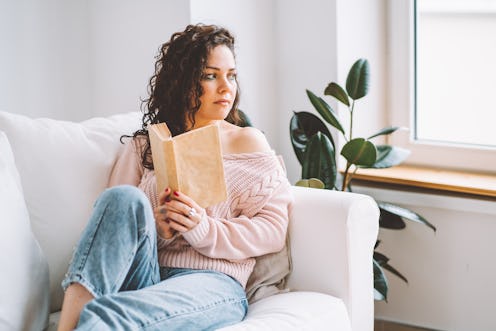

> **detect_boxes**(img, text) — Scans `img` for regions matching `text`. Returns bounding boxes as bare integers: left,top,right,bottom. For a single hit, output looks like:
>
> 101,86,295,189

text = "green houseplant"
289,58,436,301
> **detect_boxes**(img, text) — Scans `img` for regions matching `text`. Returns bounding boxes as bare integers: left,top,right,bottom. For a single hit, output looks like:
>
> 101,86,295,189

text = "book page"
173,125,227,208
149,123,227,208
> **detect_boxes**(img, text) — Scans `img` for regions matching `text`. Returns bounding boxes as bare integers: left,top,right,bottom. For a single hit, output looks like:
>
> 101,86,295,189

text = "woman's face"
194,45,237,127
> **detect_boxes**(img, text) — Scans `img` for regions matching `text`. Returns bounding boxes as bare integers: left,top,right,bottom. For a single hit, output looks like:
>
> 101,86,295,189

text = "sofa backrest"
0,111,141,313
0,132,50,331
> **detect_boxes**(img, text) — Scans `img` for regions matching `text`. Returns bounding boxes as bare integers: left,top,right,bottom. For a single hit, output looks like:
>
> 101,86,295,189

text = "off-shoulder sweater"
108,138,293,288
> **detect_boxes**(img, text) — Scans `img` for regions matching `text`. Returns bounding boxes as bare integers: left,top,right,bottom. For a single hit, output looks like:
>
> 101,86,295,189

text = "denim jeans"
61,185,247,331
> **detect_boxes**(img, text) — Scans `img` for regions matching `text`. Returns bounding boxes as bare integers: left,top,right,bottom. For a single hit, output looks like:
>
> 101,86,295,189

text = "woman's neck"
190,119,224,130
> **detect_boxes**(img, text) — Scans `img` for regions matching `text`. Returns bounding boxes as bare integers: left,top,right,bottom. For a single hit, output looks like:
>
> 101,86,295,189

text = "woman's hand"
154,188,205,239
154,188,175,239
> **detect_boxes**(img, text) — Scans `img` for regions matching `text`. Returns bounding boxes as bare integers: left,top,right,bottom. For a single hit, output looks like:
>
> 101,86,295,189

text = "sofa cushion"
219,291,352,330
45,292,350,331
0,111,141,312
0,132,50,331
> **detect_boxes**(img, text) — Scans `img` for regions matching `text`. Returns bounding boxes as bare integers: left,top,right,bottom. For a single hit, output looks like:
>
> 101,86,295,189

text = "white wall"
0,0,190,121
356,185,496,331
273,0,338,183
87,0,190,119
335,0,387,147
0,0,91,120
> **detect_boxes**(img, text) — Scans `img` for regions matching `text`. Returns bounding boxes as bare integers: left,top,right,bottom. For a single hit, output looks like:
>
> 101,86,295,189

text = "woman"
57,24,292,331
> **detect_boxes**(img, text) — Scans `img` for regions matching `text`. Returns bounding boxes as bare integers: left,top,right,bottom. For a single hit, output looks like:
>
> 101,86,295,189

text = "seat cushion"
219,291,352,331
0,132,50,331
44,312,60,331
45,292,350,331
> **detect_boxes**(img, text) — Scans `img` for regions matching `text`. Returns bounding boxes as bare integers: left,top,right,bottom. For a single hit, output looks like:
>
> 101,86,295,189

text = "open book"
148,122,227,208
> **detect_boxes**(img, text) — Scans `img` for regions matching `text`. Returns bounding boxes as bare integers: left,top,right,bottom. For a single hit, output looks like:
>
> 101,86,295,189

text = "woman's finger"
167,218,189,233
166,210,198,229
158,187,171,205
153,206,168,220
172,191,202,213
164,200,196,217
154,212,175,239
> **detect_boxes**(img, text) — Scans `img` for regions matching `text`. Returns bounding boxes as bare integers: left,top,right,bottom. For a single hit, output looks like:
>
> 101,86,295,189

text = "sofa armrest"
287,186,379,331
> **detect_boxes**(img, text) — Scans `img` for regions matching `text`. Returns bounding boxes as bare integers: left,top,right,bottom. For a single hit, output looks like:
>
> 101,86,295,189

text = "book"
148,122,227,208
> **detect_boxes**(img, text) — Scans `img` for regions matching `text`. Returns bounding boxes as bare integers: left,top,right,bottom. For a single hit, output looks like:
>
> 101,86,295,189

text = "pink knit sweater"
108,138,293,287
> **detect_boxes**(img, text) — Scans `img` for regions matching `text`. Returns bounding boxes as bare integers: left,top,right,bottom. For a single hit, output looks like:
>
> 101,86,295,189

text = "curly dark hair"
129,24,244,170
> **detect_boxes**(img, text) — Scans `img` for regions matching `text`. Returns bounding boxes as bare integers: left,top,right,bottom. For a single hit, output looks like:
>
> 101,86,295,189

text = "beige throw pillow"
245,233,292,304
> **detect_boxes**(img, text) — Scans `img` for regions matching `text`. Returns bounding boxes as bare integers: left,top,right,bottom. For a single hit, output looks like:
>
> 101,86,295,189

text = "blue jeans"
61,185,247,331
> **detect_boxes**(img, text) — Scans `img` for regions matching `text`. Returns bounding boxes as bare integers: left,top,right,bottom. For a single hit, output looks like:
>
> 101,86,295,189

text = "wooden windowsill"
350,165,496,199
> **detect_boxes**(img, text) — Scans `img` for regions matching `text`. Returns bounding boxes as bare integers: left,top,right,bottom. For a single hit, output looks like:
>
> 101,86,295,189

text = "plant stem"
341,100,356,191
341,161,352,191
349,99,355,141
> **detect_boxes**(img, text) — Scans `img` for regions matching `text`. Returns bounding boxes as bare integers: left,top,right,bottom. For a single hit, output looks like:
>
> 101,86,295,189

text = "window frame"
387,0,496,174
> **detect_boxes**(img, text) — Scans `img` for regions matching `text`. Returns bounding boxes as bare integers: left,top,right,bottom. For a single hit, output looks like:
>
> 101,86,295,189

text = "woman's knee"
94,185,155,231
98,185,150,216
98,185,147,207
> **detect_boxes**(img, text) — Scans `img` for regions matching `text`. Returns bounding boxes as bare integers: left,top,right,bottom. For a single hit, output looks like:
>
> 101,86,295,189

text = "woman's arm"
107,137,144,187
182,179,292,260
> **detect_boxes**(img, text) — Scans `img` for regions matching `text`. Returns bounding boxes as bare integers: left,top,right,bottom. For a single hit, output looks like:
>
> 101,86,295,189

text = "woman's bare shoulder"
221,123,271,154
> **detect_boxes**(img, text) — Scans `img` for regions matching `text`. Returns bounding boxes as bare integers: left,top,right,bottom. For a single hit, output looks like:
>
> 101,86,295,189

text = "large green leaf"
379,202,437,232
289,111,334,165
324,82,350,106
379,207,406,230
366,145,411,169
367,126,400,140
306,89,345,135
346,58,370,100
341,138,377,167
302,132,337,189
373,259,388,301
295,178,325,189
374,251,408,284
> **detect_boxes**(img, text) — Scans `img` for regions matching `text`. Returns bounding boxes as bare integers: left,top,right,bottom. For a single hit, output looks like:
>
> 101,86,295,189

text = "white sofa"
0,111,379,331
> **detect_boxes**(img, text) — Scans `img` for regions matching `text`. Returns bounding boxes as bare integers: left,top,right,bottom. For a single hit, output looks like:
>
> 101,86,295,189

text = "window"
387,0,496,173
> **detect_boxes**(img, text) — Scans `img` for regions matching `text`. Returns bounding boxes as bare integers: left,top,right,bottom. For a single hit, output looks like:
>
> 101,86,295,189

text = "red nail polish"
165,196,171,202
165,187,170,192
173,191,179,197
